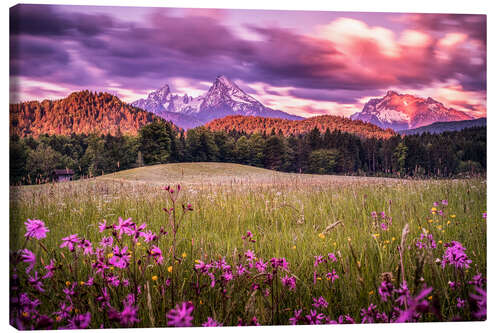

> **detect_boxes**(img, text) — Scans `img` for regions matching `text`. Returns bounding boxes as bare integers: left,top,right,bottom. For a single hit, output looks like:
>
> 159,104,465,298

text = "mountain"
131,75,303,129
205,115,395,139
10,90,163,137
350,91,474,130
399,117,486,135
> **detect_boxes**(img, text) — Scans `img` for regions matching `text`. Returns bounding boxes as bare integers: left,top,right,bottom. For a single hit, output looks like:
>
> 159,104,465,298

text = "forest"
9,120,486,185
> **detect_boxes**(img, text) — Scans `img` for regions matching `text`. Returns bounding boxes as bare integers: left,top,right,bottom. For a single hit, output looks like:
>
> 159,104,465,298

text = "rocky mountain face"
131,75,302,129
350,91,474,130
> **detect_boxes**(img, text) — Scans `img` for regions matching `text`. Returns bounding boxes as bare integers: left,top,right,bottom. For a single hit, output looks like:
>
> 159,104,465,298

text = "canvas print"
9,4,486,329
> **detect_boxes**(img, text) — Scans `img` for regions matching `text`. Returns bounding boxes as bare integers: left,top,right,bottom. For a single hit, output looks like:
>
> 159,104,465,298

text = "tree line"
9,120,486,185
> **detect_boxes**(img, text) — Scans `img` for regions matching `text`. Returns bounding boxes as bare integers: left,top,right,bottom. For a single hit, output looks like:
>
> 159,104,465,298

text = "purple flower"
42,259,55,279
119,304,139,326
60,234,80,251
289,309,302,325
149,245,163,264
361,304,388,323
269,257,288,270
222,271,234,282
236,264,247,276
113,217,134,239
255,259,267,272
65,312,91,329
28,271,45,293
305,309,325,324
140,230,158,243
441,241,472,270
312,296,329,309
98,220,107,233
395,281,410,306
53,303,73,321
469,287,486,320
203,317,222,327
314,255,325,267
337,314,355,324
327,252,337,262
448,281,457,290
457,297,465,308
281,275,297,291
194,260,209,273
109,246,131,268
166,302,194,327
396,287,432,323
106,275,121,287
20,249,36,273
24,219,49,240
442,200,448,206
380,211,386,219
378,280,394,302
469,273,486,288
79,239,93,255
483,212,487,219
100,236,113,248
433,201,439,207
380,223,388,231
371,211,377,218
326,269,339,283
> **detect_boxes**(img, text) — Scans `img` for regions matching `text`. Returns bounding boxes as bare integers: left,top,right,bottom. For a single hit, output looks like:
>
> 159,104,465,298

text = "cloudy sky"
10,4,486,118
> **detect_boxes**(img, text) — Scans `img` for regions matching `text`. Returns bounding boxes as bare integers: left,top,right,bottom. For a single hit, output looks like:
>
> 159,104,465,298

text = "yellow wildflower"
292,245,297,250
451,214,456,218
200,300,203,305
22,312,29,318
80,281,85,286
431,207,437,212
428,219,433,223
447,221,451,225
391,237,396,242
152,275,158,281
428,296,432,301
368,290,374,295
182,252,187,258
167,266,173,273
65,281,71,286
317,277,322,281
107,253,113,258
318,233,325,239
136,242,141,247
438,240,443,244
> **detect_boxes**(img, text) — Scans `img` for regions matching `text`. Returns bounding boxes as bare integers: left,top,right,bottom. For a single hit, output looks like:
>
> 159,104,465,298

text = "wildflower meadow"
9,175,486,329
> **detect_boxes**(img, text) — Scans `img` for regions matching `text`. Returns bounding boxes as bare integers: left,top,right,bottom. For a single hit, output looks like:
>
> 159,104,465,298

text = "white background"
1,0,498,332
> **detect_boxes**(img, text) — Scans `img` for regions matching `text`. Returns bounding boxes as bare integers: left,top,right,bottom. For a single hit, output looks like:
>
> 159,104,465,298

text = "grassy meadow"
10,163,486,327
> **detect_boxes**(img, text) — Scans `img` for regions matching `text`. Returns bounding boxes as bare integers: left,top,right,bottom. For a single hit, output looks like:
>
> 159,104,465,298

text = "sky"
9,4,486,118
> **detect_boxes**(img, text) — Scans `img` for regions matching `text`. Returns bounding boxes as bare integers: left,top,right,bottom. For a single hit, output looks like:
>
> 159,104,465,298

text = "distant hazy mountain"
131,75,303,129
399,117,486,135
350,91,474,130
205,115,395,139
10,91,162,137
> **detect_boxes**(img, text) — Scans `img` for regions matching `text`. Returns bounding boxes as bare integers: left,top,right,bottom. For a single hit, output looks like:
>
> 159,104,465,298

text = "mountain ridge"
10,90,165,137
205,114,395,139
351,91,474,130
398,117,486,135
131,75,303,128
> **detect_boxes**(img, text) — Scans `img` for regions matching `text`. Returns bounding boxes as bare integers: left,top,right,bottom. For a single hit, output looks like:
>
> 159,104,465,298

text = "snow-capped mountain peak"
131,76,302,128
350,91,474,130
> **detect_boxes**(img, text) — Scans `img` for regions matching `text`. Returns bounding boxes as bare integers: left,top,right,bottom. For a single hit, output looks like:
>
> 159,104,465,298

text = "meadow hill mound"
205,115,395,139
95,162,404,186
9,90,165,137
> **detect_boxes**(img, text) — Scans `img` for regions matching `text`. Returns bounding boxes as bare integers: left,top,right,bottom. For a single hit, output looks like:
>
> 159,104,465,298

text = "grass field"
10,163,486,328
